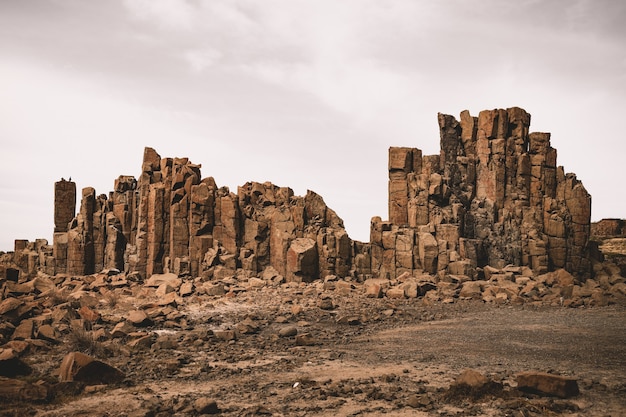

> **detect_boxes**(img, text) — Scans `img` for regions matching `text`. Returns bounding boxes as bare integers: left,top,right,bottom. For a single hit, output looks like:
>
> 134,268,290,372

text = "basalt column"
67,187,96,275
53,179,76,274
168,158,201,275
130,147,163,277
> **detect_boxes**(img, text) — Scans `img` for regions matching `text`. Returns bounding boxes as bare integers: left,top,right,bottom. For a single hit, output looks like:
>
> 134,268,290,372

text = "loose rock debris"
0,271,625,416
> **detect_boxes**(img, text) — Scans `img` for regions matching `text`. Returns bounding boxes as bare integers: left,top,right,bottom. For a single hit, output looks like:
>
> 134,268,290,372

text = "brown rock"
516,371,579,398
452,369,489,388
127,310,153,327
127,334,155,350
459,281,484,299
0,297,23,316
11,319,34,340
194,397,220,414
213,329,237,341
0,376,48,402
59,352,125,385
36,324,60,343
295,332,315,346
78,305,100,323
278,325,298,338
286,238,319,283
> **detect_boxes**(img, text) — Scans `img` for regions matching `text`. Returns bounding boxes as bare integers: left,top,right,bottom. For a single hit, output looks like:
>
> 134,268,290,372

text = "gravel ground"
3,287,626,417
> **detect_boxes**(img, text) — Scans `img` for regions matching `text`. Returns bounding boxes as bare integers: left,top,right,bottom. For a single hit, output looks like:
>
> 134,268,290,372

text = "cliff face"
4,108,594,281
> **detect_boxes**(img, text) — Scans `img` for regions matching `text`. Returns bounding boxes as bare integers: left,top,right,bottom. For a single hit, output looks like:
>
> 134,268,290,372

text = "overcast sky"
1,0,625,251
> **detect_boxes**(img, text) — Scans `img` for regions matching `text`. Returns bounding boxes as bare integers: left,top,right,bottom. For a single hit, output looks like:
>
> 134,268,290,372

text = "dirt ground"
3,284,626,417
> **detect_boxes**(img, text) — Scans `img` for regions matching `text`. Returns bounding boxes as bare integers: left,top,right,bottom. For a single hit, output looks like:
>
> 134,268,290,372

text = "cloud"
183,48,223,72
123,0,195,31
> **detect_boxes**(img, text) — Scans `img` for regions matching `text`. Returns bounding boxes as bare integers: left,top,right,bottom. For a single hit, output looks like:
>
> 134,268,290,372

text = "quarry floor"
3,287,626,417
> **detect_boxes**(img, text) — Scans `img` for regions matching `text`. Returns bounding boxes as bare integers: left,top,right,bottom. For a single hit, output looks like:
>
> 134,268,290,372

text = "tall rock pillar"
53,179,76,274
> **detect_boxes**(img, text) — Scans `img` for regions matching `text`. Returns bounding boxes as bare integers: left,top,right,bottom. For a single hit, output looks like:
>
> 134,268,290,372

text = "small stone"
336,316,361,325
317,297,334,310
78,306,100,322
11,319,34,340
127,310,153,327
453,369,489,388
179,281,194,296
193,397,219,414
278,326,298,338
127,334,154,350
406,393,430,408
36,324,60,343
386,287,406,299
295,333,315,346
111,321,134,338
213,329,237,341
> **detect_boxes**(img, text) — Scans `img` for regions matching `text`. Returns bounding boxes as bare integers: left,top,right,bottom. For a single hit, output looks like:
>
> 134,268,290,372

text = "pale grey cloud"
0,0,625,251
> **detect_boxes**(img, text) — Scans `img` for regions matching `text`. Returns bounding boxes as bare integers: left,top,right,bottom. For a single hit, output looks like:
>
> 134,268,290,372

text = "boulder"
286,238,319,283
516,372,579,398
59,352,125,385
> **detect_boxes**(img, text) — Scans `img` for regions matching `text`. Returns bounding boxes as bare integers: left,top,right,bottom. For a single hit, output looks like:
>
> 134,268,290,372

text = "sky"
1,0,625,252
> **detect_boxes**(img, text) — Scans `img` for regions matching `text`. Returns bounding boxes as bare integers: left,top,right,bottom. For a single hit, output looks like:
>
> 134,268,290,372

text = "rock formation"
39,148,351,284
2,107,596,282
369,107,593,280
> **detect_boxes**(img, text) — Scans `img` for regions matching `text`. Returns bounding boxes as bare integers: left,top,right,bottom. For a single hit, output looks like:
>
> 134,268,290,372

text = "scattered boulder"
445,369,503,400
58,352,125,385
278,325,298,338
193,397,220,414
516,371,579,398
127,310,153,327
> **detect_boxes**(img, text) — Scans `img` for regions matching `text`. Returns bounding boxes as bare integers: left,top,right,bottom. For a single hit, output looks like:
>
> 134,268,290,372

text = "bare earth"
3,284,626,417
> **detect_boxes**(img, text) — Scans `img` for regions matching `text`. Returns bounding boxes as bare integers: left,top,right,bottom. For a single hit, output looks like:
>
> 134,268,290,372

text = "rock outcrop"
1,108,598,282
368,107,592,280
22,148,351,284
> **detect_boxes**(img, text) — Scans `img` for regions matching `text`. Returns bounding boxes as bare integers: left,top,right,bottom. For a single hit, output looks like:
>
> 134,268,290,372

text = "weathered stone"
295,332,315,346
459,281,483,299
213,329,237,341
516,372,579,398
194,397,220,414
278,325,298,338
78,306,100,323
0,377,48,402
127,310,153,327
286,238,318,282
59,352,125,385
452,369,489,389
386,287,406,299
145,273,181,289
54,179,76,233
11,319,34,340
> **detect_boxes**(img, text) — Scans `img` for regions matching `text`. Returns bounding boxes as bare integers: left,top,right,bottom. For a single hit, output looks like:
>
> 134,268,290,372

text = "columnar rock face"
367,107,592,279
54,179,76,233
41,148,351,281
6,108,595,282
52,179,76,273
